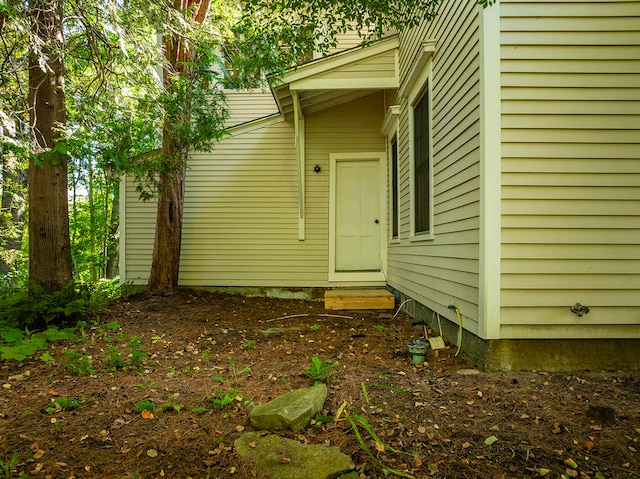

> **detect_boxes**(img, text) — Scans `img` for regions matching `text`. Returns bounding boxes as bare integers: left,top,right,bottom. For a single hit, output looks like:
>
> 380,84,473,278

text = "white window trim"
382,105,401,244
406,53,434,242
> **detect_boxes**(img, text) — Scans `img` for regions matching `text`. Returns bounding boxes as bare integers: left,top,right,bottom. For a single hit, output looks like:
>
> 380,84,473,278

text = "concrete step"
324,289,395,310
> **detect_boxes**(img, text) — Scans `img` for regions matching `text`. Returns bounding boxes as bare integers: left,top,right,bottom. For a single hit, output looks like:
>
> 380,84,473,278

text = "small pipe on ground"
318,313,354,319
263,313,310,323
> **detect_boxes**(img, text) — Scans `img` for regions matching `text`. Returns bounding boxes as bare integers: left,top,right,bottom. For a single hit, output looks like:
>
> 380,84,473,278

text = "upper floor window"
413,88,430,234
403,42,434,240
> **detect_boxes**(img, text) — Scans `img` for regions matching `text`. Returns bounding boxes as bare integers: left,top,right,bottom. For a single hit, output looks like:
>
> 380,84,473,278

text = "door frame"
328,152,387,283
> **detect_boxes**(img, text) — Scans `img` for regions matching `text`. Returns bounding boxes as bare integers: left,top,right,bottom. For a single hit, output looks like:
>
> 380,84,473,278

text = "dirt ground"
1,289,639,479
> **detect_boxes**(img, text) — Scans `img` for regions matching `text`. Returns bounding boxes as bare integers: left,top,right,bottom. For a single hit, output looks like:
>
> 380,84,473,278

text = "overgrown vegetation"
0,277,123,366
0,279,120,331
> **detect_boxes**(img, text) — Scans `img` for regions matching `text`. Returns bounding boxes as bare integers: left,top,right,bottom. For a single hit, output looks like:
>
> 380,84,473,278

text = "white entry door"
335,158,381,272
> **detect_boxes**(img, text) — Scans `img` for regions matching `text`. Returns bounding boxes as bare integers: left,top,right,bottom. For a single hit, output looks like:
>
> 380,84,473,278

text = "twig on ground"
318,313,354,319
263,313,310,323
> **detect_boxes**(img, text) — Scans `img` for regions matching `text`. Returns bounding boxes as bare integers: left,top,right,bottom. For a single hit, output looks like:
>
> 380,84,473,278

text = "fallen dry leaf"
146,449,158,458
33,449,45,459
141,409,154,419
279,457,291,464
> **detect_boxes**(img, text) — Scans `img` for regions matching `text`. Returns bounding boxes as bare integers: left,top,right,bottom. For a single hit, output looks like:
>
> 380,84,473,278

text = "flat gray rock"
235,431,355,479
250,383,327,433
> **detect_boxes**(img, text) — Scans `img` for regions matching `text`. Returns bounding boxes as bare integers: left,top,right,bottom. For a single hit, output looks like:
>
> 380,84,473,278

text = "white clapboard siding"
177,117,331,287
500,0,640,338
122,179,157,284
223,90,279,127
386,0,482,335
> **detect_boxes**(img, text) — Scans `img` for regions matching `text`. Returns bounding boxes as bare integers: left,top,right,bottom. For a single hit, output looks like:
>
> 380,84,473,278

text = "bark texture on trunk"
147,132,186,294
28,0,73,292
147,0,210,295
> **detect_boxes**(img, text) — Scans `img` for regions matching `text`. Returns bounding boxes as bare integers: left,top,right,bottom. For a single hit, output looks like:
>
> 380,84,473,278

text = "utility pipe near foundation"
447,305,463,356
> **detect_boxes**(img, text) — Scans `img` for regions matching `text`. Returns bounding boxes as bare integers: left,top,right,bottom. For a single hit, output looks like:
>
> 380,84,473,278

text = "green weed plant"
63,349,95,376
335,401,416,479
135,400,156,413
303,356,338,384
0,451,29,479
45,397,83,415
210,388,250,409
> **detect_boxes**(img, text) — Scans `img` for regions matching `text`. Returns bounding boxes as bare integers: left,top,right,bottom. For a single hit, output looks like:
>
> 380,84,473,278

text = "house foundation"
393,290,640,372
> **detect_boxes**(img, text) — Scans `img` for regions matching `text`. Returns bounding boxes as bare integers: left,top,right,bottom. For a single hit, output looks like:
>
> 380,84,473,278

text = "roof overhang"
270,36,400,121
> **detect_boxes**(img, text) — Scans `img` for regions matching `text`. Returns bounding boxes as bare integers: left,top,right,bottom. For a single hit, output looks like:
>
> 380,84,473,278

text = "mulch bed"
1,289,638,478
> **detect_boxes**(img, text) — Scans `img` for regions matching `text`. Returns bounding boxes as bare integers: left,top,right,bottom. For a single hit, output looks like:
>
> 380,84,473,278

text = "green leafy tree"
27,0,73,293
1,0,164,289
148,0,229,295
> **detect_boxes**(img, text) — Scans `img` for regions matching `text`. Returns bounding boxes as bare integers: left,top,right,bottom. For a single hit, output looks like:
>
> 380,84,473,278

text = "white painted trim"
381,105,400,136
479,1,502,340
406,53,435,242
118,176,127,282
226,114,283,136
399,40,436,98
382,106,401,242
290,77,399,91
328,152,387,283
293,92,306,240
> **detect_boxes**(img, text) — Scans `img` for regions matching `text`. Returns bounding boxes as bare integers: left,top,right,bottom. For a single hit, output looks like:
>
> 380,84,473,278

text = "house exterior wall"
121,117,301,286
305,92,387,286
223,89,278,128
385,0,483,335
499,0,640,339
122,94,386,288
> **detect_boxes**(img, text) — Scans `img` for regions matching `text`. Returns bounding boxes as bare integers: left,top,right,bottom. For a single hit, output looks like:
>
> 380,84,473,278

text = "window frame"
390,134,400,240
407,58,434,241
382,105,401,244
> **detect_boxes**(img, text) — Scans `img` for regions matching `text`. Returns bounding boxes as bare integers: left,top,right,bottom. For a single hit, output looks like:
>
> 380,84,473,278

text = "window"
383,104,400,241
401,40,434,239
413,89,430,234
391,136,399,239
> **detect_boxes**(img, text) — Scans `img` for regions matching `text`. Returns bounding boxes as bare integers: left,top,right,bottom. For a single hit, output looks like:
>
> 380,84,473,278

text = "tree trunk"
28,0,73,292
147,0,210,295
147,131,186,294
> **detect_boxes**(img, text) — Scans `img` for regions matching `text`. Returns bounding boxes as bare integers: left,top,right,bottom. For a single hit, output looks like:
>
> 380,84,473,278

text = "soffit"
270,36,400,121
